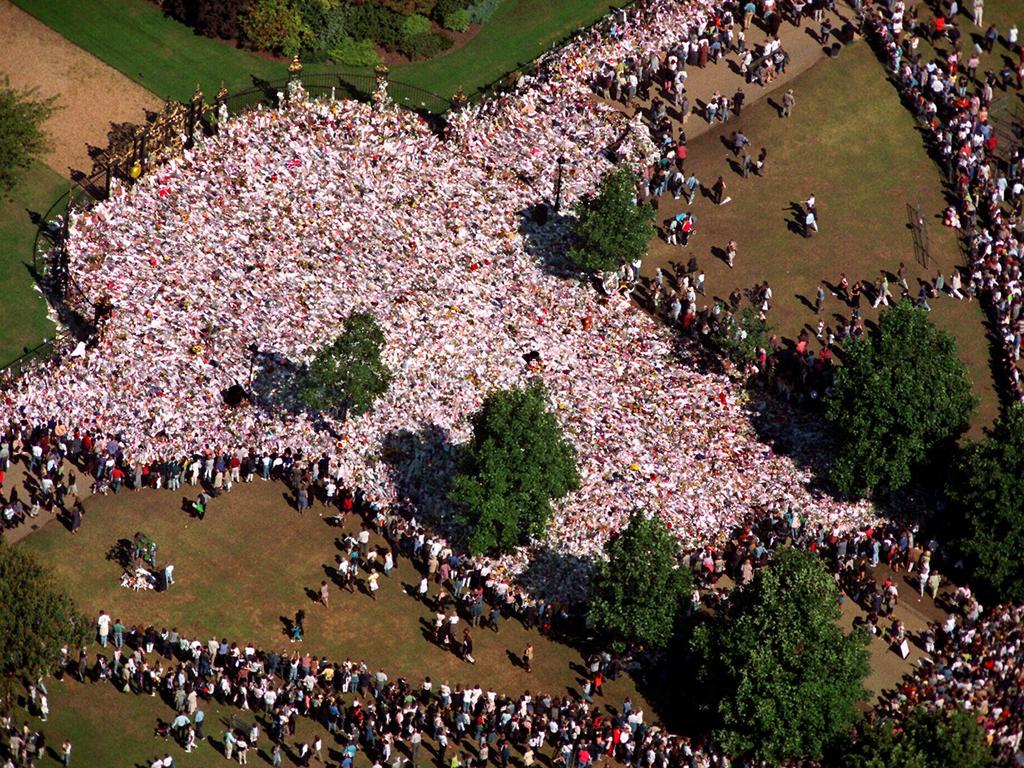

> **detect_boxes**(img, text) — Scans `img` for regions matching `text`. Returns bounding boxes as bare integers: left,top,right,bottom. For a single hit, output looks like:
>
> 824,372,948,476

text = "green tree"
301,311,392,418
450,383,579,555
842,707,992,768
710,304,770,367
0,542,89,696
948,404,1024,601
588,510,692,649
0,78,57,195
569,167,654,273
693,547,870,763
826,300,976,495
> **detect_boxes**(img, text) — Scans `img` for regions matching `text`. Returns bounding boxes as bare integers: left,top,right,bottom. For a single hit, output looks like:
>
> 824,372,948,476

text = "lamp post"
247,342,259,391
554,155,567,214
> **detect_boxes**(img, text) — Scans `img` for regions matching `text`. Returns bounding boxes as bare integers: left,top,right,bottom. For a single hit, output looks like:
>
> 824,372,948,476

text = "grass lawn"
19,480,652,722
386,0,617,99
12,0,617,105
643,40,1001,436
11,0,287,103
0,163,65,366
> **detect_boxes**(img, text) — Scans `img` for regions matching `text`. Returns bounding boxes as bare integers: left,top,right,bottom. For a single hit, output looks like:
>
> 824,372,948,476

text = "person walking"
712,176,727,205
782,89,795,117
318,580,330,608
815,282,827,314
523,643,534,673
725,240,737,268
973,0,984,27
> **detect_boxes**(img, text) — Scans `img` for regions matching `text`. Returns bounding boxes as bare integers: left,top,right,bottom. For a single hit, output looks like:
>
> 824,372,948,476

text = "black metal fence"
222,71,453,116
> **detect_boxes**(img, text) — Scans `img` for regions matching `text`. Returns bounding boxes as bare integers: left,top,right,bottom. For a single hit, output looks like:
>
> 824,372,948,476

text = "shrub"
400,12,432,38
300,1,348,61
329,36,381,67
466,0,501,24
160,0,250,41
345,3,405,50
240,0,308,55
432,0,469,21
399,31,453,59
443,8,470,31
379,0,436,14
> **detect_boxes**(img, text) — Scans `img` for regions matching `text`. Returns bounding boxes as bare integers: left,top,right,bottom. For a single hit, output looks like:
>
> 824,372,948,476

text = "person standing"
732,87,746,117
97,611,111,647
523,643,534,673
815,282,827,314
60,740,72,767
318,580,330,608
410,730,422,768
973,0,984,27
224,729,236,761
725,240,737,268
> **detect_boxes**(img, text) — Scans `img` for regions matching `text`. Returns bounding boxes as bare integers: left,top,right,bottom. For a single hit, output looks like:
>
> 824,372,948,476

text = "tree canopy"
569,167,655,273
825,299,976,495
450,383,579,555
693,547,870,763
588,510,691,649
841,707,992,768
0,78,57,195
0,542,89,695
301,310,392,418
948,404,1024,601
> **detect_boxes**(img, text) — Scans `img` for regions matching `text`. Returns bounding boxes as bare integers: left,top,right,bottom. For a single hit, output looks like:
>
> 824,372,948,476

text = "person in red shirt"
110,466,125,493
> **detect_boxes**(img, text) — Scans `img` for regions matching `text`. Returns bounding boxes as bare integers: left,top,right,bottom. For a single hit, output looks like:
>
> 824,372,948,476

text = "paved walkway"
0,0,161,176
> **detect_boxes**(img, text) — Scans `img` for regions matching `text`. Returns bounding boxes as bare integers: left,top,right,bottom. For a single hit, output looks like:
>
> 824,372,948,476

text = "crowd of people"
868,0,1024,401
5,0,878,599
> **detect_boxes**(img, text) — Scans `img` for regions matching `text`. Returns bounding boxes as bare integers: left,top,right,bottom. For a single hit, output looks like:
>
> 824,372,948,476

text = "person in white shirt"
97,611,111,647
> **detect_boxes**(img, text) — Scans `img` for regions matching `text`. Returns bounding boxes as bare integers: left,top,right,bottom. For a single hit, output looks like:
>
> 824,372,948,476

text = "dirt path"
0,0,161,177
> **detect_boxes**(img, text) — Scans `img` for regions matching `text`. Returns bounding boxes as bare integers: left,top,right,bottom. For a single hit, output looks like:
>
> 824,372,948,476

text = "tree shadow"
512,546,596,604
380,425,463,545
106,538,134,572
517,205,585,281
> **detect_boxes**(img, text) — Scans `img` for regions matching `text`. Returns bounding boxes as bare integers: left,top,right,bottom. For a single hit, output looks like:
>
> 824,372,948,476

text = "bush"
240,0,308,55
328,36,381,67
0,78,58,195
442,8,470,31
296,0,346,61
432,0,461,19
160,0,250,41
399,31,453,59
401,12,432,38
378,0,435,14
345,3,405,50
466,0,501,24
